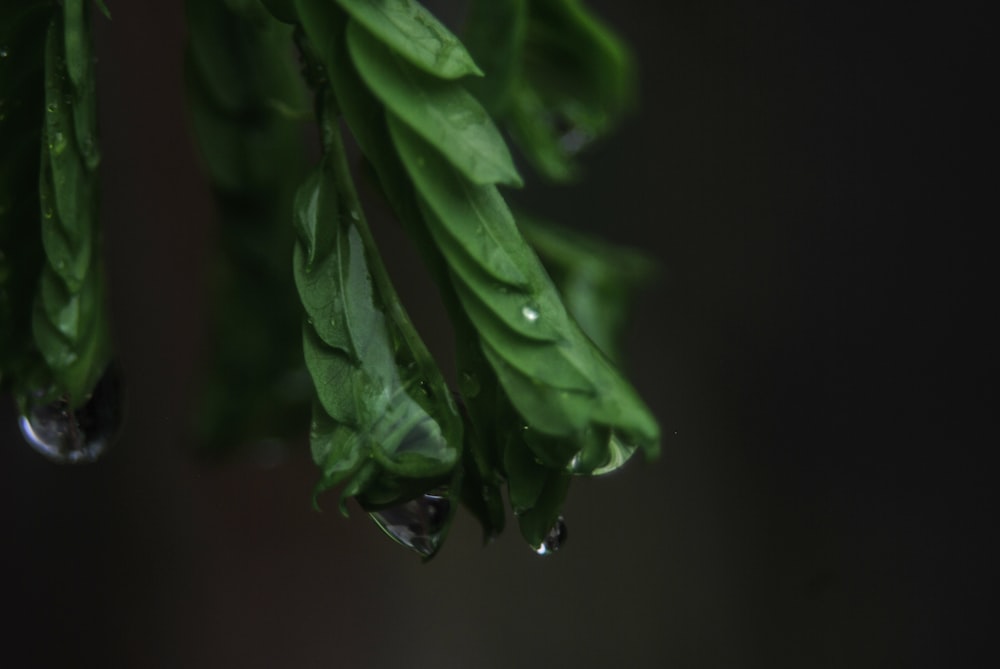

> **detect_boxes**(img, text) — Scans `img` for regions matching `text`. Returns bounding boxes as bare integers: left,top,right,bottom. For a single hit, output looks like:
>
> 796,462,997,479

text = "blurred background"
1,2,990,667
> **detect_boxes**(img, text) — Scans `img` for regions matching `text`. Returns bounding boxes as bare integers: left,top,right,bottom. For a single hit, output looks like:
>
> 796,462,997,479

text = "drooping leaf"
466,0,637,182
25,5,110,407
291,99,463,522
515,466,571,549
390,117,659,468
185,0,313,455
463,0,527,114
310,10,509,539
257,0,658,554
347,20,523,188
334,0,482,79
518,212,655,362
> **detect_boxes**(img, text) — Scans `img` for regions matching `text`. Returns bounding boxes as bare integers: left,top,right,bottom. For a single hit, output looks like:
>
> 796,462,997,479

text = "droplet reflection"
534,516,567,556
18,366,123,464
369,492,450,557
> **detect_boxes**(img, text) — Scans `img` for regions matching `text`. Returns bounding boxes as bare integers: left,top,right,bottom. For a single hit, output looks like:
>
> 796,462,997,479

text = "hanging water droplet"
533,516,567,556
521,304,539,323
458,370,481,398
18,365,123,464
369,492,450,557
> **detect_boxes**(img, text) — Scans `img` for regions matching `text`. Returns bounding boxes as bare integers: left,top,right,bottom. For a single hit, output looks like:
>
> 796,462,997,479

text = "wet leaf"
335,0,482,79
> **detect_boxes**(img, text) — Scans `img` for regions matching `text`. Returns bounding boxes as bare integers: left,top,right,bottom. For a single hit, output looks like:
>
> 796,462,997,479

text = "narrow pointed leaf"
293,148,462,501
185,0,313,455
348,21,522,187
391,118,659,465
335,0,482,79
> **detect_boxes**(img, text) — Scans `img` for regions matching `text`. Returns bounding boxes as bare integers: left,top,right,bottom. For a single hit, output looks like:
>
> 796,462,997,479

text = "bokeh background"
2,2,990,667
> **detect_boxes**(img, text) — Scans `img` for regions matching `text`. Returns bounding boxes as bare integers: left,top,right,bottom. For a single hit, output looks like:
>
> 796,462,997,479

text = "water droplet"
521,304,539,323
558,127,592,155
44,207,54,220
18,366,123,464
349,209,360,221
533,516,567,556
369,492,450,556
47,102,57,113
51,131,67,155
458,370,480,398
0,46,9,58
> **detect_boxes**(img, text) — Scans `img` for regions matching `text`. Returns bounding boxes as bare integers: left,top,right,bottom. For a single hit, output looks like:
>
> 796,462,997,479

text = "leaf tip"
94,0,112,20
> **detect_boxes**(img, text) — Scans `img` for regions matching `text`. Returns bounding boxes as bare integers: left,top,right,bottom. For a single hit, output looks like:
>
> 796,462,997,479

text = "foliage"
0,0,659,557
0,0,110,411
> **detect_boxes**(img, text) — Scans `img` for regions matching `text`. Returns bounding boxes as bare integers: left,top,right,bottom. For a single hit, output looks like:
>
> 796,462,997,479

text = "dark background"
1,2,991,667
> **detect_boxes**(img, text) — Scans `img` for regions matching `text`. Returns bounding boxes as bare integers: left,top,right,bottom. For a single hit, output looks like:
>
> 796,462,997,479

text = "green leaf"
63,0,87,91
26,7,111,408
305,17,509,539
470,0,637,182
185,0,313,454
347,20,523,188
93,1,111,21
292,133,462,507
391,118,659,468
463,0,527,114
334,0,482,79
516,468,570,549
518,212,655,362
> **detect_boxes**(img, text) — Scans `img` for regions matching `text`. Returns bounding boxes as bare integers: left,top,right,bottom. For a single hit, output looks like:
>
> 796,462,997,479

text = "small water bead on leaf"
521,304,539,323
368,492,451,557
533,516,567,556
50,131,67,155
558,126,592,156
17,365,123,465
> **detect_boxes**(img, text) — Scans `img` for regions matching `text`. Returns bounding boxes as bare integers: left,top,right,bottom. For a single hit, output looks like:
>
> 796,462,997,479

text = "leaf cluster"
235,0,660,553
0,0,659,557
0,0,110,409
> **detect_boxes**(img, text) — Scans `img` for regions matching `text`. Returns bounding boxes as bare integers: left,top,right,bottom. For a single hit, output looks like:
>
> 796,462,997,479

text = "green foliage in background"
1,0,659,557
